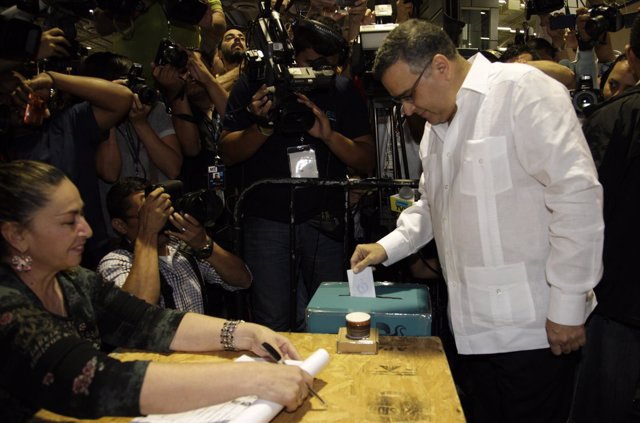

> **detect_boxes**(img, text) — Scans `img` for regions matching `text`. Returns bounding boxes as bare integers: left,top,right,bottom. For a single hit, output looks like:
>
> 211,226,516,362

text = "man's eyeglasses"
391,61,430,105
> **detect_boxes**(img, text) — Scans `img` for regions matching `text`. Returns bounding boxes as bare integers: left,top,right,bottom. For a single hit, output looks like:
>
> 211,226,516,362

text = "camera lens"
573,90,599,112
132,84,158,105
163,46,188,70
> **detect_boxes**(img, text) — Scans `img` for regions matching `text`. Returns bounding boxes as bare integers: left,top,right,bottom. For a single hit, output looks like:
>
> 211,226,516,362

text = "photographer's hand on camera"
153,64,187,103
249,84,274,119
37,28,72,60
185,50,229,117
575,8,596,49
295,91,375,173
128,94,153,126
295,92,332,141
247,84,274,137
138,187,173,239
166,212,209,250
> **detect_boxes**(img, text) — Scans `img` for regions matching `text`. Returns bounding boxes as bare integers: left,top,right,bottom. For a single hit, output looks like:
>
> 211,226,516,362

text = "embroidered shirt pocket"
460,136,512,197
464,262,536,328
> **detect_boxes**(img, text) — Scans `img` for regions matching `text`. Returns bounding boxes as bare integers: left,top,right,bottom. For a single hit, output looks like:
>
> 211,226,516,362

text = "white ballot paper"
131,348,330,423
347,267,376,298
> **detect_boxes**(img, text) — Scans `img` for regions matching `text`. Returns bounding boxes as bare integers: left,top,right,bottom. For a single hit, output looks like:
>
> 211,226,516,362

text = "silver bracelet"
220,320,244,351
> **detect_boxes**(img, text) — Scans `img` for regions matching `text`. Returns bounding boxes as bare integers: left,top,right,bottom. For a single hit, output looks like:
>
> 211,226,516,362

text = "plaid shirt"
97,239,241,313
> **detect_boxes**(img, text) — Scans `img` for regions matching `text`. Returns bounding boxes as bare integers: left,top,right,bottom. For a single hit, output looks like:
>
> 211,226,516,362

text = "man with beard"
215,28,247,92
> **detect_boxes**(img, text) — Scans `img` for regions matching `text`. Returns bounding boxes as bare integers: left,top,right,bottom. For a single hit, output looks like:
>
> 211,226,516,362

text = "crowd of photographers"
0,0,379,318
0,0,638,421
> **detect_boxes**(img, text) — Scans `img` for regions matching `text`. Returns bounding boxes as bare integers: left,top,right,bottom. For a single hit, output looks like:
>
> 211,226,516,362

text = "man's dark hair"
217,27,246,65
79,51,133,81
630,15,640,58
499,44,541,63
292,17,348,66
526,37,557,60
373,19,458,80
106,177,149,221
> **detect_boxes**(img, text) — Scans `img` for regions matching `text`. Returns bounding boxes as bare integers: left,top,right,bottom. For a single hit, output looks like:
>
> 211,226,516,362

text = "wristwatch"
194,239,213,259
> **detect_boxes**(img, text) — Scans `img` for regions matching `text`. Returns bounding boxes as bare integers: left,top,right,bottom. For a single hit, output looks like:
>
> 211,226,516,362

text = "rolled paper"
228,348,330,423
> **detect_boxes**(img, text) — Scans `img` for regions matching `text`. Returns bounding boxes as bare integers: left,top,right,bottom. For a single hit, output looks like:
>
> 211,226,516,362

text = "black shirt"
222,74,370,222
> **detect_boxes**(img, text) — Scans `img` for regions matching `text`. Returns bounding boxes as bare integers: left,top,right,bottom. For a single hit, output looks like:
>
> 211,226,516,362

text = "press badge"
287,145,319,178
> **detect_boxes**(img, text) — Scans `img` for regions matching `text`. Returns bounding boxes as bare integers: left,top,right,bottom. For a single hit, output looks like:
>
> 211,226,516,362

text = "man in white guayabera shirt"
350,19,604,423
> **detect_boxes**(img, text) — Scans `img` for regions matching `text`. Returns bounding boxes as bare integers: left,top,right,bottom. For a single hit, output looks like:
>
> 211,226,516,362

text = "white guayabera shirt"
379,53,604,355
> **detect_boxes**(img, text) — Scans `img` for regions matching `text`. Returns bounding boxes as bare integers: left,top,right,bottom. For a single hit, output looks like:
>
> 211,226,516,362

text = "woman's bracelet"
220,319,244,351
43,71,56,89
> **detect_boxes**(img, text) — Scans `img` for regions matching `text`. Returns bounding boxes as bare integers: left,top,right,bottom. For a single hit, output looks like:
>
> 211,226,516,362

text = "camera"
584,5,624,39
145,180,223,229
0,16,41,60
40,41,89,73
126,63,158,105
548,5,624,39
155,38,188,70
244,4,342,133
571,75,602,116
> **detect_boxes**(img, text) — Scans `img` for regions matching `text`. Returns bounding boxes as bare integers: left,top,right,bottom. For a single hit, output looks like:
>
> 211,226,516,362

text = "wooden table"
36,333,465,423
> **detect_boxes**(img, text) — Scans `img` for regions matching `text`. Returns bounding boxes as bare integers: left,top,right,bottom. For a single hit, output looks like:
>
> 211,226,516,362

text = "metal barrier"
232,177,419,331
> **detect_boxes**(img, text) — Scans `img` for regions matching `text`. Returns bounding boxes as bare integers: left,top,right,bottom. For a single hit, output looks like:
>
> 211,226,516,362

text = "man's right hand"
37,28,72,60
350,243,388,273
152,64,185,102
138,187,173,237
248,84,273,118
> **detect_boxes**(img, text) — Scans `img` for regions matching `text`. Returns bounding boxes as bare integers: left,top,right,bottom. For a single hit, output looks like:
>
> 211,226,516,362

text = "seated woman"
0,161,312,422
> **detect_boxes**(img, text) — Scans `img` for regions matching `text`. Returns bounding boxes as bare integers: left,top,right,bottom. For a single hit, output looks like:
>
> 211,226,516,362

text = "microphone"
389,186,415,213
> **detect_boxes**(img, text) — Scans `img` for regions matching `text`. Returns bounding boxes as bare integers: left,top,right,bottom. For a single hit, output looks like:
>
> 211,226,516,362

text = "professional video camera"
0,16,41,60
243,0,340,133
549,5,626,38
571,74,602,116
145,180,224,230
127,63,158,105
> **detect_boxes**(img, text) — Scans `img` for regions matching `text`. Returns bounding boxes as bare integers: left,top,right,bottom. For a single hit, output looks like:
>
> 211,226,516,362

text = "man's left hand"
296,92,333,141
546,319,586,356
167,212,208,249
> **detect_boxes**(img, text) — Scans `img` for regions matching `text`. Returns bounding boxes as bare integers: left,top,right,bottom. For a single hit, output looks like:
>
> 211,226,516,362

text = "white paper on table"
347,267,376,298
131,348,330,423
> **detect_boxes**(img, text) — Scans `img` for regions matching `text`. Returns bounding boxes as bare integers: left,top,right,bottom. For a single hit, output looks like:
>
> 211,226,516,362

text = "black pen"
261,342,327,406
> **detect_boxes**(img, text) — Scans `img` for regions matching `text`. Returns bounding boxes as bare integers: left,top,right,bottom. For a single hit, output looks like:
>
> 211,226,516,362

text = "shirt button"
479,158,484,164
444,184,449,190
496,289,502,295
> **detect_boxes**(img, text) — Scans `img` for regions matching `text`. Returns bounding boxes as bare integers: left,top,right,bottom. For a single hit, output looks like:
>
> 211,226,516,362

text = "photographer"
569,15,640,423
214,27,247,92
153,48,229,193
98,177,251,314
80,52,183,185
219,17,375,331
93,0,226,79
3,69,133,268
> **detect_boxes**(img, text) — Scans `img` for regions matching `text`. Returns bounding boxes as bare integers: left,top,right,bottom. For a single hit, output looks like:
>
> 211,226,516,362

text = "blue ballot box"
306,282,432,336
